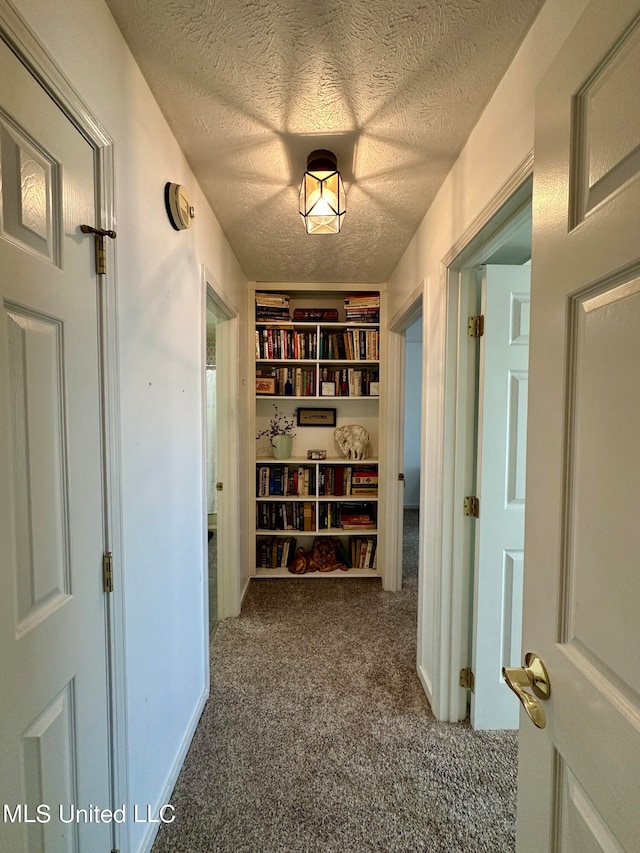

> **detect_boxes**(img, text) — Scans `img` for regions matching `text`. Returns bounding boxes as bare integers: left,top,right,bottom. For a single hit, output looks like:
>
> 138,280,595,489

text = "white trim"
137,688,208,853
203,267,242,623
436,155,534,722
384,287,423,593
0,3,128,849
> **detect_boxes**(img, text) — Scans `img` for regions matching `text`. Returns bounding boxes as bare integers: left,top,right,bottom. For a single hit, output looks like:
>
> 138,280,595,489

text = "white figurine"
334,424,370,460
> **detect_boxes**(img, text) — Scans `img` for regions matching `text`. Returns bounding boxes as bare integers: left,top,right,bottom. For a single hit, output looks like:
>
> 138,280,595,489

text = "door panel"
0,37,111,851
471,265,530,730
518,1,640,849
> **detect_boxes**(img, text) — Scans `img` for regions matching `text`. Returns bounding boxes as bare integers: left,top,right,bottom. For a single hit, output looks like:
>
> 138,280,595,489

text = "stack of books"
344,294,380,323
255,292,290,322
337,502,377,530
350,467,378,496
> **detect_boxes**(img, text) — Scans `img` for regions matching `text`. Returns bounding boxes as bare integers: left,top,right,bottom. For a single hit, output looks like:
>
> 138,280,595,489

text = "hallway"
152,512,517,852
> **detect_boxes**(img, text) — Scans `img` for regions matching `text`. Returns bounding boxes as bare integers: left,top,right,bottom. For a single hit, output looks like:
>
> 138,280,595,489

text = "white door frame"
0,3,128,851
437,154,534,722
386,286,423,589
202,267,241,633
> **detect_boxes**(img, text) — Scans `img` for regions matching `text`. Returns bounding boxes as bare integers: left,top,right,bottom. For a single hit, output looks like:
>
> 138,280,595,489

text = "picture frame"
255,376,276,395
369,381,380,396
320,380,336,397
296,407,337,427
307,449,327,460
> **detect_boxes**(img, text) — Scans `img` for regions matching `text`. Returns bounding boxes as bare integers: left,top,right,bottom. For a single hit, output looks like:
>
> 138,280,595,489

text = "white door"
517,0,640,848
471,265,530,730
0,39,111,851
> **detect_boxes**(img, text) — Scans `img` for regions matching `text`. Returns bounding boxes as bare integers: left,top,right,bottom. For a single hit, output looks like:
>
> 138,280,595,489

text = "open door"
471,265,530,730
517,0,640,847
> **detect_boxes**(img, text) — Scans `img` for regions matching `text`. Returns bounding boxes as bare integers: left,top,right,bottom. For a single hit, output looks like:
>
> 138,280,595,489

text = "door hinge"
398,473,405,485
80,224,117,275
463,496,480,518
103,552,114,593
460,667,475,691
216,482,223,491
467,314,484,338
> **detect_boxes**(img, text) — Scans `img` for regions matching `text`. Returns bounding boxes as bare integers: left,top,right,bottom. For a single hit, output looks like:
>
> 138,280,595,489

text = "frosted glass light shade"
298,150,346,234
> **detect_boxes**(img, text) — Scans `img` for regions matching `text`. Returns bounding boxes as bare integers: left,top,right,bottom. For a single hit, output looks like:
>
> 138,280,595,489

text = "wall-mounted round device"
164,182,195,230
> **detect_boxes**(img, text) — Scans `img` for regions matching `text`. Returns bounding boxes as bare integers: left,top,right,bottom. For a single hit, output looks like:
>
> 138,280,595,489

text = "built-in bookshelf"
250,285,386,578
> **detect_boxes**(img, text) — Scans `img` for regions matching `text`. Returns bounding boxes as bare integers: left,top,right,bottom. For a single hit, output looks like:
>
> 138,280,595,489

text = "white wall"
403,334,422,507
387,0,590,719
11,0,248,849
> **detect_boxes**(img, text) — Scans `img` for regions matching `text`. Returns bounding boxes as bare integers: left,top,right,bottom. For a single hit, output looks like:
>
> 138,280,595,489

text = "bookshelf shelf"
251,286,385,579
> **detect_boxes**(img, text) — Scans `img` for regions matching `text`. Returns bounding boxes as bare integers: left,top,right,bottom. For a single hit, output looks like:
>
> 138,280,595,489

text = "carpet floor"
152,510,518,852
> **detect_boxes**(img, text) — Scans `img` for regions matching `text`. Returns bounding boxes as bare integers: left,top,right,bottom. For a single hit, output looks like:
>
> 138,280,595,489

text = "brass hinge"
80,224,117,275
467,315,484,338
216,482,223,491
460,667,475,691
103,552,114,593
463,496,480,518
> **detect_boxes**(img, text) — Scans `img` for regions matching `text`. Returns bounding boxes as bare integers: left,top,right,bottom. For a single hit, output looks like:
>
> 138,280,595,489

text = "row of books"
256,292,290,322
255,535,377,570
319,329,379,361
256,465,316,497
255,328,317,360
257,501,315,531
318,502,377,531
320,367,379,397
256,536,297,569
256,367,316,396
344,294,380,324
350,536,378,569
318,465,378,496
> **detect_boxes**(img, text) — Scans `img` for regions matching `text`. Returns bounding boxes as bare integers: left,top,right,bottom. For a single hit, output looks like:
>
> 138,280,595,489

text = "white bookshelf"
250,285,386,579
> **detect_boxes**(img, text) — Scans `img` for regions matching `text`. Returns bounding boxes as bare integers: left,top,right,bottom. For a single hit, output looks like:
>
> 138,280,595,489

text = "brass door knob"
502,652,551,729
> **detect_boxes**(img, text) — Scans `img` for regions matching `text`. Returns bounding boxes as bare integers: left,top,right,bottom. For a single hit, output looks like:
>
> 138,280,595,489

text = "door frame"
0,2,127,851
386,285,423,593
437,154,534,722
202,267,241,636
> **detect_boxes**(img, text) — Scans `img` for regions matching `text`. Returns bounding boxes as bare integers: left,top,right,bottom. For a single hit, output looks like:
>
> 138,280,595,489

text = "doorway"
206,297,224,635
445,182,533,727
402,315,423,584
202,270,242,647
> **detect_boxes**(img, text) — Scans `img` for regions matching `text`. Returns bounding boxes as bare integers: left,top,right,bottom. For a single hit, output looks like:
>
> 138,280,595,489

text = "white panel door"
0,39,111,851
517,1,640,849
471,265,530,730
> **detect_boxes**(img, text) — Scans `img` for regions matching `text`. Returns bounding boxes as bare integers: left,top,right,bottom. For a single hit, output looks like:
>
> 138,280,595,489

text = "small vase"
272,434,293,459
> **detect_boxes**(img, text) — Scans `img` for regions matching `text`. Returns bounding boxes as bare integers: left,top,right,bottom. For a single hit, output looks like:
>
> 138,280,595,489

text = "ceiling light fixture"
298,149,346,234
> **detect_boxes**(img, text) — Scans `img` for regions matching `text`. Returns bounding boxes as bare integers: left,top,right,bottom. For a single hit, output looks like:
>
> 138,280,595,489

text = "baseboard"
137,686,208,852
417,662,437,717
240,575,250,606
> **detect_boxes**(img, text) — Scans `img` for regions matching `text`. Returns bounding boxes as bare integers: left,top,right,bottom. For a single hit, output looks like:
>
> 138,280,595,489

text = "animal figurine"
288,538,347,574
334,424,370,460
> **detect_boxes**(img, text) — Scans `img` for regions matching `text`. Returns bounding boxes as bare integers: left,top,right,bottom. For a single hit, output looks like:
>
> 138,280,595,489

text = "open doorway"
444,180,532,728
202,269,242,650
402,315,423,584
206,298,224,635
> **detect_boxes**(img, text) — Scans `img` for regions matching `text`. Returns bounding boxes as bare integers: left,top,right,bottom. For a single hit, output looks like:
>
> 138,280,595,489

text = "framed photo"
255,376,276,395
369,381,380,396
296,407,337,427
307,449,327,460
321,381,336,397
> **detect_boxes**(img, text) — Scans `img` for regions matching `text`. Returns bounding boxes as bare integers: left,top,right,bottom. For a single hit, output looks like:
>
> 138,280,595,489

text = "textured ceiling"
105,0,544,282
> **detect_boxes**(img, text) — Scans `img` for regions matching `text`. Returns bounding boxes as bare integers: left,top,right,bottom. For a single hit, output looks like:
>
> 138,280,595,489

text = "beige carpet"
152,510,517,852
